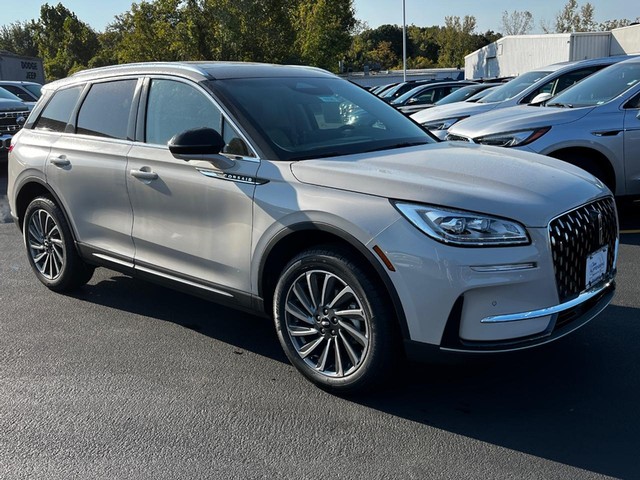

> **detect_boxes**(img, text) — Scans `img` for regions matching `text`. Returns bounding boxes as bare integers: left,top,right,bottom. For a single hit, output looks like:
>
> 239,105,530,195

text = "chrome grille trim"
548,197,618,303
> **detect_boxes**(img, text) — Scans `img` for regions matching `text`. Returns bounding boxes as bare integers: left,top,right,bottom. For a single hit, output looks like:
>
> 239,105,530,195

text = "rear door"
45,78,139,262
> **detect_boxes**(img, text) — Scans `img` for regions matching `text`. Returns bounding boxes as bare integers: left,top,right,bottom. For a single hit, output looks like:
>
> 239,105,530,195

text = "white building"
465,24,640,80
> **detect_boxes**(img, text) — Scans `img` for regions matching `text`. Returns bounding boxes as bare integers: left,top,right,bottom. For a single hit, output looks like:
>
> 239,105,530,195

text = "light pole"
402,0,407,82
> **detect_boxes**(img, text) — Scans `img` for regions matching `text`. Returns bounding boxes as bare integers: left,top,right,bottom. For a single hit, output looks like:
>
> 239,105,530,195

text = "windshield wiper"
364,141,429,153
547,102,573,108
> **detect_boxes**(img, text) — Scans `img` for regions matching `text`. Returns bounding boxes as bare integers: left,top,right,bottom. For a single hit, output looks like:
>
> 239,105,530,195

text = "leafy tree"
0,21,39,57
368,41,399,70
294,0,356,71
501,10,533,35
553,0,596,32
437,15,477,68
33,3,100,80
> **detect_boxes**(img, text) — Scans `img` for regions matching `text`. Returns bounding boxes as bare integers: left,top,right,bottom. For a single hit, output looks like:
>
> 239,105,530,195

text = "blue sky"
4,0,636,33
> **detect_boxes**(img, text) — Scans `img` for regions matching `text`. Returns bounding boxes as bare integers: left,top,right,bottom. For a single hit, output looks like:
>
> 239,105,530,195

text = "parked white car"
412,56,633,139
446,56,640,196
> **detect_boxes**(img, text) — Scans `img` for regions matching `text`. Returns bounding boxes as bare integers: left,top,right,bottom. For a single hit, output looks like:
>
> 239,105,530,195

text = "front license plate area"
585,245,608,289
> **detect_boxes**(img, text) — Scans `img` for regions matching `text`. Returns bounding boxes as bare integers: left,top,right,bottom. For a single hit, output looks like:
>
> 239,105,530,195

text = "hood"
290,142,607,228
410,100,499,124
0,98,30,111
449,105,593,139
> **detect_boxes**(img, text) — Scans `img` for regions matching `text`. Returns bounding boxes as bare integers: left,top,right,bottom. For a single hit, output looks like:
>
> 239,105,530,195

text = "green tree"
33,3,100,80
437,16,477,68
0,21,39,57
294,0,356,71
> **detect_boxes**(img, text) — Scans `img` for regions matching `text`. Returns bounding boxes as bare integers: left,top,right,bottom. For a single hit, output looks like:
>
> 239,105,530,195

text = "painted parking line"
620,230,640,234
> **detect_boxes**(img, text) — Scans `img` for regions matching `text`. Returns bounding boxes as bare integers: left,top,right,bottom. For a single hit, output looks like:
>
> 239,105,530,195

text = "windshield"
391,84,430,105
0,87,23,102
548,61,640,108
24,83,42,98
478,70,551,103
213,77,433,161
435,84,486,105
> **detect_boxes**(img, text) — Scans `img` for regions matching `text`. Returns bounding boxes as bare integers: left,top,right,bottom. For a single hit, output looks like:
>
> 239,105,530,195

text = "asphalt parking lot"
1,163,639,479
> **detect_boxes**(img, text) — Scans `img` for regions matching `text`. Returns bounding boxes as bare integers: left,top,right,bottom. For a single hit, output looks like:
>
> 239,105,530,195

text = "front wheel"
273,247,397,393
23,197,94,292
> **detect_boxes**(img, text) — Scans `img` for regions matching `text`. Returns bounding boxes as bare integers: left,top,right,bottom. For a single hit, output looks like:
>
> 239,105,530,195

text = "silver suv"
7,62,618,392
412,56,632,140
446,56,640,197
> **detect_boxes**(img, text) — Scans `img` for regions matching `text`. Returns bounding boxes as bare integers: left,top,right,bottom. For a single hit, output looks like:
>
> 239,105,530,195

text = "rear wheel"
273,246,396,393
23,197,94,292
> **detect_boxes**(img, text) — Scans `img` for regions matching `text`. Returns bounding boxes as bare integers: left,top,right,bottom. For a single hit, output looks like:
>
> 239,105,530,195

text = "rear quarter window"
33,86,84,132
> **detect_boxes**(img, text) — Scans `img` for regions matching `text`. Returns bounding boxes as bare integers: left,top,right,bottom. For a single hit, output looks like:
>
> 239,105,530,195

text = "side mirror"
168,127,235,170
529,93,553,106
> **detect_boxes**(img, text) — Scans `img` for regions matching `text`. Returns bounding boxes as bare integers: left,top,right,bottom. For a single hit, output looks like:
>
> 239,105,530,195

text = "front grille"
0,110,29,134
549,197,618,303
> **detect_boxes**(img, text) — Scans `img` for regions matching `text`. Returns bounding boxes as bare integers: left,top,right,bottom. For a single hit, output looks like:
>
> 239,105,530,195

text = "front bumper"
370,216,616,354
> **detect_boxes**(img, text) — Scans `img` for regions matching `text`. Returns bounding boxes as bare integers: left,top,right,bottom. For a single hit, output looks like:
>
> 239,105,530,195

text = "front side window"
521,66,602,104
77,80,137,139
33,86,83,132
478,70,551,103
146,79,222,146
549,62,640,108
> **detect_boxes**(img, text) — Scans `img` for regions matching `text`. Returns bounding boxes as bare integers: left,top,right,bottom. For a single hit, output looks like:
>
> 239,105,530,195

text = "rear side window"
33,86,83,132
77,80,137,139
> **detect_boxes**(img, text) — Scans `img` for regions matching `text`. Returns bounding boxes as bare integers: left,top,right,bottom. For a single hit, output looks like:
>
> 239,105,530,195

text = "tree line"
0,0,636,82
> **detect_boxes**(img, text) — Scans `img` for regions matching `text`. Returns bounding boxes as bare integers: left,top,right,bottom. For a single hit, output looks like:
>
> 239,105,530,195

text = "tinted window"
0,87,22,101
77,80,137,139
1,85,35,102
213,76,432,161
34,86,83,132
549,62,640,108
478,70,551,103
146,79,222,146
222,118,254,157
521,66,603,104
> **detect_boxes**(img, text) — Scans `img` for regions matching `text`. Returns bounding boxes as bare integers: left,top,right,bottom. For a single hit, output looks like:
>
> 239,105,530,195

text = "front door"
127,78,259,297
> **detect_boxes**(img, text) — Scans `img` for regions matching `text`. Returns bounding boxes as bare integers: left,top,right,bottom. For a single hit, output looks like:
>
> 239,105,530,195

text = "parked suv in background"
0,88,31,161
412,56,632,139
8,62,618,392
0,81,42,103
446,56,640,197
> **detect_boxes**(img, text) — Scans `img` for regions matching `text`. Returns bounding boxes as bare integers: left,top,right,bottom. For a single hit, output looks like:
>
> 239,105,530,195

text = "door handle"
130,168,158,181
50,156,70,167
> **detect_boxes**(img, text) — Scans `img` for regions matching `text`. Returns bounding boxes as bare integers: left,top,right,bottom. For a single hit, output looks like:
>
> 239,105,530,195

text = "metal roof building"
465,24,640,80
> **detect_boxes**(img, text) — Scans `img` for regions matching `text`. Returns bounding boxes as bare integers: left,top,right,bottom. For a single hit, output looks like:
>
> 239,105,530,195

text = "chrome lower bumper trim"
481,278,615,323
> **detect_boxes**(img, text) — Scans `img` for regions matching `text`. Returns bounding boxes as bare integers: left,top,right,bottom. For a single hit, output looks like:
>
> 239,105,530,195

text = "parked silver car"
8,62,618,392
412,56,632,139
446,56,640,196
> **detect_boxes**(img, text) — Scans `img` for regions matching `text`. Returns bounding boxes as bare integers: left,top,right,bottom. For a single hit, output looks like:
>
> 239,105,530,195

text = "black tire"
273,246,397,393
23,196,94,292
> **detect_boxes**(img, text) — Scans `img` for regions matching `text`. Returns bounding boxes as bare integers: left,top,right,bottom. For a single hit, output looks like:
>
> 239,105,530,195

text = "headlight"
475,127,550,147
421,116,468,131
394,202,530,247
